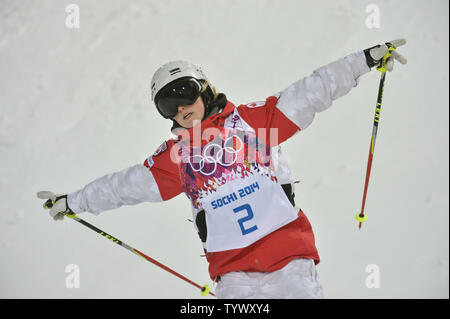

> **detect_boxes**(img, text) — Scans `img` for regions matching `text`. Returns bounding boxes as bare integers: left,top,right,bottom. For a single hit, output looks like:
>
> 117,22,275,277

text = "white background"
0,0,448,298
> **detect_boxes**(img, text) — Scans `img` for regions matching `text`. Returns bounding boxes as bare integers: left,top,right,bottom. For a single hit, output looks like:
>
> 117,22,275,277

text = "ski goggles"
155,78,206,119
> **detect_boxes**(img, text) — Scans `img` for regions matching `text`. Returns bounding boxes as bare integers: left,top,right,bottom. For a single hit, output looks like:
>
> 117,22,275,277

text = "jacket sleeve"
237,50,371,145
67,140,182,215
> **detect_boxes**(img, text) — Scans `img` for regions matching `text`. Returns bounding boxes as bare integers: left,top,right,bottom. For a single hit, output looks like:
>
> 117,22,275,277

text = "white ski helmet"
151,61,216,119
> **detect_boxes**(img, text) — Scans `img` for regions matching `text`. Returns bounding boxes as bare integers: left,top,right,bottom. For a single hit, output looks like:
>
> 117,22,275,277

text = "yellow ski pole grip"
42,198,77,218
43,199,55,209
376,43,397,73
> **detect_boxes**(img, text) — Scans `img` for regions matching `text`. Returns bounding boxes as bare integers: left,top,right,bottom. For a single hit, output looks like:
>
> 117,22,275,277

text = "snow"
0,0,448,298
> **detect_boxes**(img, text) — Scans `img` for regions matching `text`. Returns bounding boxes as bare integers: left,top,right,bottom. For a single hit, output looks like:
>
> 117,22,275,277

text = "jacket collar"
171,100,236,138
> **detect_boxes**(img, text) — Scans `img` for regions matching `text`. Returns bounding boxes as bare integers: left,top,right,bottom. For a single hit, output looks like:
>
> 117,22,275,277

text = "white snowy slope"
0,0,448,298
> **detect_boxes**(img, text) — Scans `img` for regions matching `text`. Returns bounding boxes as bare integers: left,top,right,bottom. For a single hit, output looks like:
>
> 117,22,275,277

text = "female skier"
38,39,406,298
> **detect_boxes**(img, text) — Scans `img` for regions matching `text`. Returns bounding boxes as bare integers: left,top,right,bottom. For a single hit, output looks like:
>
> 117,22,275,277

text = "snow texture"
0,0,448,298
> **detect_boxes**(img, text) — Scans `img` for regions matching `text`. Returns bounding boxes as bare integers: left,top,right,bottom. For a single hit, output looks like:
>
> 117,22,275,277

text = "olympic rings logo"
188,135,244,176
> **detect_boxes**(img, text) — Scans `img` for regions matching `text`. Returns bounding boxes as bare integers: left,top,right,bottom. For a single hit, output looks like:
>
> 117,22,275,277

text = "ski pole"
356,43,397,230
43,199,215,297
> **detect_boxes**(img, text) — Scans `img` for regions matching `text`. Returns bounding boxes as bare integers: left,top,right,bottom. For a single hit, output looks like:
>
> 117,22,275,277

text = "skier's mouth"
183,112,193,120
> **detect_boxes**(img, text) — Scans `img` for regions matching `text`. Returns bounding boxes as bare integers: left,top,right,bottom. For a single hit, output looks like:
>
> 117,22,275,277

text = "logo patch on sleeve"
153,141,168,157
146,156,154,168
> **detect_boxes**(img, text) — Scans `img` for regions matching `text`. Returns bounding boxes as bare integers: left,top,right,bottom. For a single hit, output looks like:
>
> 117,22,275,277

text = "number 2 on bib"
233,204,258,235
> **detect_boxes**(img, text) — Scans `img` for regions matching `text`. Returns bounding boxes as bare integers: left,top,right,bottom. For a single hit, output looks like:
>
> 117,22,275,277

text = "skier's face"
173,96,205,128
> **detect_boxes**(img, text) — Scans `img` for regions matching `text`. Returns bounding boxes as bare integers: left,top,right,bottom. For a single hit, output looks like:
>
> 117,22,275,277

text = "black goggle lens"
156,79,203,118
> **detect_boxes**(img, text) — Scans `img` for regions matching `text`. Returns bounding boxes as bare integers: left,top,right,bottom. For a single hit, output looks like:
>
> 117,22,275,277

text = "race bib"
203,172,298,252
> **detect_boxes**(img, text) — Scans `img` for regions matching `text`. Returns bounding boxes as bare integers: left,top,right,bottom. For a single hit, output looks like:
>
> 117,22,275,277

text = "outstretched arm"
237,39,407,144
276,50,370,131
38,139,182,219
67,164,163,215
277,39,407,132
